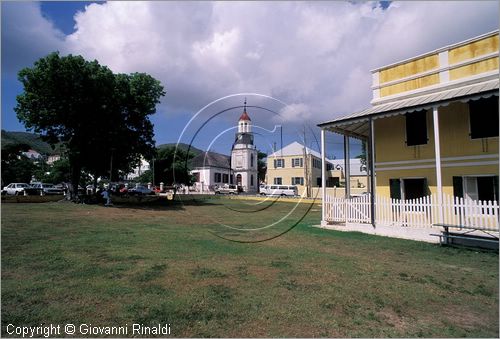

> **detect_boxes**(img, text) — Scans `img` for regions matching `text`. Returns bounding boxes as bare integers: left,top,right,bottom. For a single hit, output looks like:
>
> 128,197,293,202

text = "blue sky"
2,1,498,159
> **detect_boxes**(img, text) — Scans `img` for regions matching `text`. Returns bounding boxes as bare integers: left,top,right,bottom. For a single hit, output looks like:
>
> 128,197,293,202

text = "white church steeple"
238,98,252,133
231,99,258,193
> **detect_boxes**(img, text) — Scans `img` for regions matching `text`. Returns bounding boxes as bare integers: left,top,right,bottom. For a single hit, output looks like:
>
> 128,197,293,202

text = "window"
250,175,254,186
313,158,321,169
317,177,321,187
326,163,333,171
273,159,284,168
291,158,303,167
273,177,282,185
222,173,229,183
469,96,499,139
236,174,242,185
389,179,401,200
214,173,222,183
406,110,427,146
390,178,428,200
291,177,304,185
455,176,499,202
327,177,339,187
251,154,254,167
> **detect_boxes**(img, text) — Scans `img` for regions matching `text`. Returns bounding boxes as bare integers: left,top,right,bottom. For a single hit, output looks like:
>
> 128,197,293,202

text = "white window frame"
291,158,303,168
274,159,284,168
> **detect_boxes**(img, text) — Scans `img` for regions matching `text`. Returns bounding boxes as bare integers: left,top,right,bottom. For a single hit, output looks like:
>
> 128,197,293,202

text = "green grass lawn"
2,197,498,337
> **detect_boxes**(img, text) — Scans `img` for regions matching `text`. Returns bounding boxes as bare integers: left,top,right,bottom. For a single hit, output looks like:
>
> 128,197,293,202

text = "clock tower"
231,100,258,193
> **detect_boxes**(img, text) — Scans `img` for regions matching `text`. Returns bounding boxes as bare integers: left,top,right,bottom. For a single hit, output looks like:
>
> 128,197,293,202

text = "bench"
431,223,499,248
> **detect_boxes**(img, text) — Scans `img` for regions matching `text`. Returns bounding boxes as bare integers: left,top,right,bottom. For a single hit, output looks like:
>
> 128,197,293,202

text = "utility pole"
302,127,310,198
152,157,155,187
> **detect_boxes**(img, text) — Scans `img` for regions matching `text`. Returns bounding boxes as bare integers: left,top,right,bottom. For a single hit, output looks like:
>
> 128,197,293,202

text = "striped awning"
318,78,499,139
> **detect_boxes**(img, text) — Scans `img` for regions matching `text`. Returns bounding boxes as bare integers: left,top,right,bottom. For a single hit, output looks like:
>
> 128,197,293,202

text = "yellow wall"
380,74,440,97
449,57,499,80
376,165,499,198
374,101,499,198
374,111,435,163
379,54,438,84
375,32,499,99
448,35,499,65
375,101,499,163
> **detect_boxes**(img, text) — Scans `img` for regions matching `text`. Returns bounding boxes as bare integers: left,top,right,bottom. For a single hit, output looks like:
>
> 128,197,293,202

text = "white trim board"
376,160,499,172
375,154,499,166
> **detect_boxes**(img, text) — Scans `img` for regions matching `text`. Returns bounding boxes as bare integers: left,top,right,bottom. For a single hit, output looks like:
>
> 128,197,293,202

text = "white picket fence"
324,194,500,231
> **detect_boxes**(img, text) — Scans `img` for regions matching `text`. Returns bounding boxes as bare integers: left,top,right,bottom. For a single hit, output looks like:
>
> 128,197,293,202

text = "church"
190,101,259,193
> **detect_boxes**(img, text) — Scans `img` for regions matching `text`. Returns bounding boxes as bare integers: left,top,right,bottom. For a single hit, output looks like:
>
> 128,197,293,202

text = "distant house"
329,158,368,189
126,158,151,180
266,142,339,196
190,151,232,192
47,154,61,165
22,149,42,160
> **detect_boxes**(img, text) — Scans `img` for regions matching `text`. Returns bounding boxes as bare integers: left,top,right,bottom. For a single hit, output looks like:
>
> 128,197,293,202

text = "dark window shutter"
452,176,463,199
469,96,499,139
494,176,499,202
389,179,401,200
274,159,277,168
406,110,428,146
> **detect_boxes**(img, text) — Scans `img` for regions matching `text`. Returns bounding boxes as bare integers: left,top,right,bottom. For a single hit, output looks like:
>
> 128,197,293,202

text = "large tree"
15,52,165,199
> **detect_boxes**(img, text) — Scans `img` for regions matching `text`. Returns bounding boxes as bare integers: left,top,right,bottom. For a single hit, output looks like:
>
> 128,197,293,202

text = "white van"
260,185,298,197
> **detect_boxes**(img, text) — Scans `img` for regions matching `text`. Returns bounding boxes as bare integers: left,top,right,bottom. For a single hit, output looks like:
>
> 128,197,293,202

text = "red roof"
239,109,251,121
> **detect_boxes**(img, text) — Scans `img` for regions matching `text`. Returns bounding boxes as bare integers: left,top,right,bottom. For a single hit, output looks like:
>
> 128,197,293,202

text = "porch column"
368,118,376,227
321,128,327,227
433,106,443,223
344,134,351,199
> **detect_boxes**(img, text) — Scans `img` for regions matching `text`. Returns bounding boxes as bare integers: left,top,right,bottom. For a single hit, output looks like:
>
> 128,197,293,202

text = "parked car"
128,186,155,195
214,184,239,195
29,183,65,195
260,185,298,197
2,183,31,195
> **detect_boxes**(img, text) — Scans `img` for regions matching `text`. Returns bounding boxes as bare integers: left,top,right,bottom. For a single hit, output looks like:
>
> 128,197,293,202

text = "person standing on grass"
101,187,112,206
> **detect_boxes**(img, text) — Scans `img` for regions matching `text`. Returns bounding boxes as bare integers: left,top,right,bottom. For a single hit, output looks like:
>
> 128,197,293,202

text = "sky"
2,1,499,159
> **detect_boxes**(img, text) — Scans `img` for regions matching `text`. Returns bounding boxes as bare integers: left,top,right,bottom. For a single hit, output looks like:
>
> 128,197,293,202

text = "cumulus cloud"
1,2,65,76
278,103,312,123
3,0,499,127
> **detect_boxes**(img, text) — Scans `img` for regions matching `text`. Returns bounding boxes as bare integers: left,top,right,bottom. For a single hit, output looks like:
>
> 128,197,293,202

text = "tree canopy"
138,146,195,186
15,52,165,199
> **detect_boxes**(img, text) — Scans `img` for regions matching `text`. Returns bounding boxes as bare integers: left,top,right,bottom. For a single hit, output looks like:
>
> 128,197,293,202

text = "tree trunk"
93,175,98,194
69,159,81,202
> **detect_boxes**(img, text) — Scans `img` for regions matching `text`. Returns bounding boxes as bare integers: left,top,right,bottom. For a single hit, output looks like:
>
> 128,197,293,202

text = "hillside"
1,130,205,157
1,130,60,155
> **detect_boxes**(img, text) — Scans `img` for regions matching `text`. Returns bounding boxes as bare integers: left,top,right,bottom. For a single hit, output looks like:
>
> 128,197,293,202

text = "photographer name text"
6,323,171,337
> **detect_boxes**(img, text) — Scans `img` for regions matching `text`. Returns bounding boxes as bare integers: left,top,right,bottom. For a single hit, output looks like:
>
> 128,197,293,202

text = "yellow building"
266,141,367,196
266,142,340,196
318,31,499,231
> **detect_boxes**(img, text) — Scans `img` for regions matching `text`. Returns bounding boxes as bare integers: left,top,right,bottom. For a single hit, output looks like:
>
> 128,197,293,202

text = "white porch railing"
324,194,500,231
